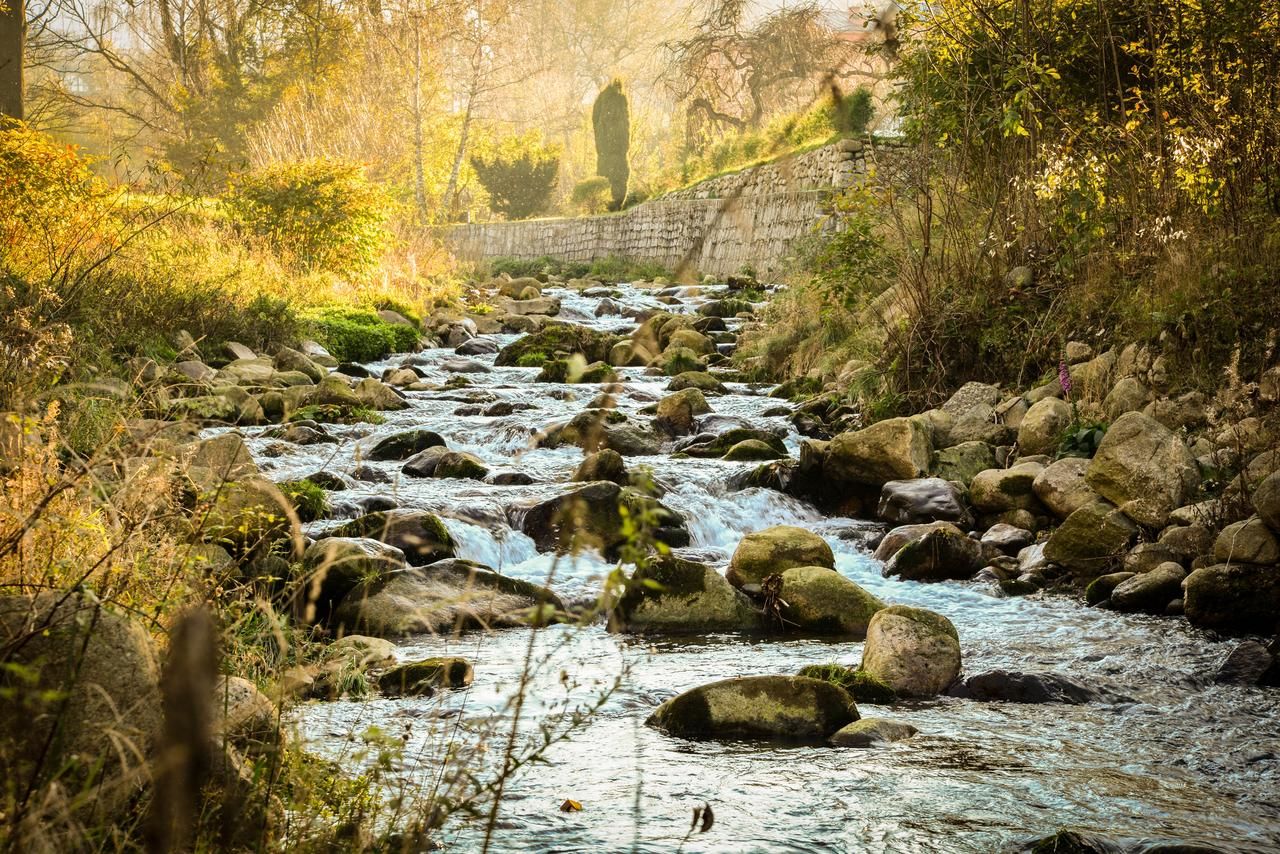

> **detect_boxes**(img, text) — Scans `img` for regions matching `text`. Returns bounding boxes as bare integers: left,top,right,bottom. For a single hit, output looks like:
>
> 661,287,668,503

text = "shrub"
470,134,560,220
570,176,612,215
592,79,631,210
224,159,392,277
279,479,331,522
302,305,418,362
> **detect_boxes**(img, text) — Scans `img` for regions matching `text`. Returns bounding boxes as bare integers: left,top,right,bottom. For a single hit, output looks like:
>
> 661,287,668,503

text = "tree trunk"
0,0,24,121
443,94,473,221
412,21,429,221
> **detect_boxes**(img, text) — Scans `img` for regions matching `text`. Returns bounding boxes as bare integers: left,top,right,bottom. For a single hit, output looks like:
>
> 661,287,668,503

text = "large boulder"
1108,561,1186,613
877,478,973,528
1214,517,1280,565
654,388,711,436
519,482,686,556
646,675,859,741
608,556,761,634
1183,563,1280,633
333,559,564,637
860,606,961,698
539,410,662,456
930,441,996,486
883,525,985,582
366,429,446,461
969,463,1046,515
1017,398,1071,456
495,323,621,367
726,525,835,588
1042,499,1138,577
329,510,456,566
779,566,885,637
299,537,406,621
1032,457,1097,519
1086,412,1199,528
0,593,162,804
1252,471,1280,532
825,418,932,487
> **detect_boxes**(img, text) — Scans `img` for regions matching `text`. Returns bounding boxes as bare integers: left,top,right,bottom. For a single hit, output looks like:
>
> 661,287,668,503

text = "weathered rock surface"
609,556,761,634
1086,412,1199,527
646,675,859,741
825,418,932,487
860,605,962,698
878,477,973,528
829,717,918,747
726,525,835,588
778,566,886,637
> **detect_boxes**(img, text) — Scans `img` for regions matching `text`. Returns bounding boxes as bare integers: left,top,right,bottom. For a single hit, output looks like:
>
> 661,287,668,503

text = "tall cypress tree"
592,79,630,211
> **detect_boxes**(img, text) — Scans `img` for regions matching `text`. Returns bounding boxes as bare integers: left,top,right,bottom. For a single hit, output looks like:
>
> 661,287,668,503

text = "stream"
228,281,1280,852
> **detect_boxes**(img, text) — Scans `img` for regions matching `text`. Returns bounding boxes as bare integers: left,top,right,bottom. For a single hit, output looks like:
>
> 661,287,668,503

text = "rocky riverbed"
169,275,1280,851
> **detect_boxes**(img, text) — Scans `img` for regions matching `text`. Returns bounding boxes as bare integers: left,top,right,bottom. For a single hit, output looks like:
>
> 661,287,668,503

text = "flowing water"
228,282,1280,852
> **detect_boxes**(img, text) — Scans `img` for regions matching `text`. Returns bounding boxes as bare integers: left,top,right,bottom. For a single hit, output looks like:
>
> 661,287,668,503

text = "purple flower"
1058,360,1073,398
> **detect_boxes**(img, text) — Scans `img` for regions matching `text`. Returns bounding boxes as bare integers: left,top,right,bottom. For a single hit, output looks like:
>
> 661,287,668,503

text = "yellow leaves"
559,798,582,812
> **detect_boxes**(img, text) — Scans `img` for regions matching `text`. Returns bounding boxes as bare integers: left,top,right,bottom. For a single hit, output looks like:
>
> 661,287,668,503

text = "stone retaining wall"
436,138,903,278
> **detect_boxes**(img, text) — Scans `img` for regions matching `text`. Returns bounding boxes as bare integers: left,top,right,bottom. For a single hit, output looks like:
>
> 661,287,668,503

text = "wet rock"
655,388,711,436
1043,499,1138,577
947,670,1107,704
1086,412,1200,528
367,429,446,461
333,559,563,637
726,525,835,588
722,439,786,461
1214,516,1280,564
676,427,786,458
353,378,409,411
494,322,621,368
329,510,455,566
1184,563,1280,633
970,462,1046,515
860,605,961,698
299,537,406,620
829,717,918,747
779,566,885,637
432,450,489,480
1084,571,1135,606
826,417,933,487
609,555,761,634
667,371,728,394
379,657,474,696
795,664,897,703
401,446,448,477
573,449,628,484
883,525,986,582
540,409,662,456
930,441,997,486
878,477,973,528
519,481,686,555
455,337,499,356
646,675,859,741
487,470,534,485
981,523,1034,554
873,521,962,562
1018,397,1072,456
666,328,716,355
1213,641,1278,686
441,358,490,374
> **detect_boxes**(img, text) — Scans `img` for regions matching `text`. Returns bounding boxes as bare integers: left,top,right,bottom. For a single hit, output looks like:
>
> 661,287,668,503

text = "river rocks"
1018,398,1071,456
946,670,1106,704
495,323,621,367
829,717,918,747
333,559,563,637
201,478,295,553
1213,517,1280,565
1183,562,1280,632
667,328,716,355
676,427,786,458
401,445,448,477
1103,376,1153,419
981,523,1034,554
970,462,1046,515
573,449,628,484
779,566,885,636
501,296,561,317
860,606,961,698
1213,641,1279,686
654,388,711,435
456,336,499,356
883,525,985,582
0,593,162,803
722,439,785,461
1107,562,1187,613
1032,457,1096,519
646,675,859,741
353,378,408,411
825,417,932,487
1252,471,1280,532
1043,500,1138,577
329,510,455,566
496,276,541,298
299,537,406,620
273,346,326,382
519,481,686,555
379,657,474,696
877,477,973,528
873,521,961,562
367,429,446,461
1086,412,1199,528
930,441,996,486
726,525,835,588
609,555,761,634
667,371,727,394
540,410,662,456
1158,523,1215,562
433,450,489,480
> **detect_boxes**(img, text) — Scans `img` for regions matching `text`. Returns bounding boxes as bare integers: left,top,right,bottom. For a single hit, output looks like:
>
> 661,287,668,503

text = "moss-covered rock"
722,439,786,462
330,510,455,566
727,525,835,588
826,418,933,487
1109,561,1186,613
1086,411,1199,528
299,537,407,621
494,323,622,367
1084,571,1135,606
666,328,716,355
654,388,711,436
1032,457,1097,520
539,410,663,456
433,450,489,480
796,664,898,704
667,371,727,394
677,428,786,458
378,657,474,695
572,449,629,484
646,675,858,741
519,481,687,556
969,462,1046,514
609,555,761,634
654,346,703,376
1184,562,1280,633
779,566,885,636
829,717,918,747
367,429,446,461
860,605,961,698
883,525,986,582
1042,499,1137,577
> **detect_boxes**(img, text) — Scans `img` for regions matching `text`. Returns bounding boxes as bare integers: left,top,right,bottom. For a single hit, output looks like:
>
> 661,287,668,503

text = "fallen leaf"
559,799,582,812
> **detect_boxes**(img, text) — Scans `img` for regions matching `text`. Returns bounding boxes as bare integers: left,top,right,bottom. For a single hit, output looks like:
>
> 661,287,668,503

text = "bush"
224,159,392,277
570,176,612,215
303,306,418,362
279,479,330,522
470,134,560,220
592,79,631,210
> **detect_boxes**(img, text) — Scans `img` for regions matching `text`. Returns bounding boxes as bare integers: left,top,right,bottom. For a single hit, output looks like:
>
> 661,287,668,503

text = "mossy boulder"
519,481,687,556
1184,562,1280,633
609,556,761,634
1109,561,1186,613
883,525,985,582
1032,457,1097,520
646,675,859,741
330,510,455,566
333,559,564,637
666,328,716,355
1086,411,1199,528
1042,499,1137,577
572,449,628,484
539,410,663,457
668,371,727,394
353,378,408,411
860,605,961,698
654,388,711,436
201,477,296,554
779,566,885,636
726,525,835,588
273,346,326,382
655,346,703,376
299,537,407,621
796,664,897,704
379,657,474,696
677,428,786,458
495,323,622,367
367,429,446,461
433,450,489,480
722,439,786,462
969,462,1046,514
826,418,933,487
829,717,918,747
